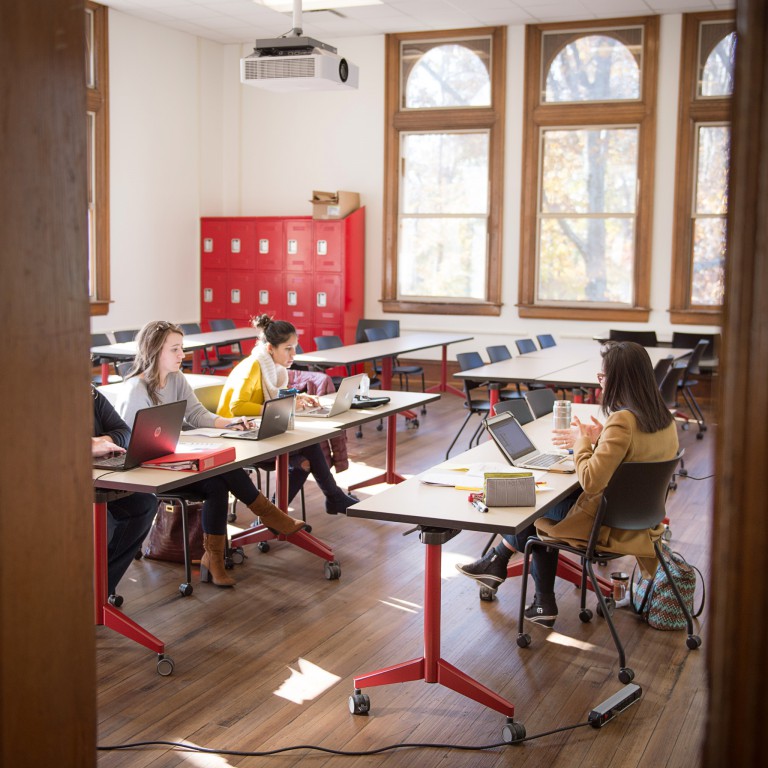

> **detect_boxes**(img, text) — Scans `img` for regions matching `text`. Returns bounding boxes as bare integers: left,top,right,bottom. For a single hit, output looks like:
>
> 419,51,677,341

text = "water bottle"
278,388,298,429
359,373,370,398
553,400,572,431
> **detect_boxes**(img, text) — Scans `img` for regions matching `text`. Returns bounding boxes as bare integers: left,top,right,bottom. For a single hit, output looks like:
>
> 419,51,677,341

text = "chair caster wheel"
349,690,370,715
108,594,123,607
516,633,531,648
579,609,593,622
596,598,615,617
502,719,526,743
304,524,313,534
324,560,341,580
230,547,245,565
687,634,702,650
224,556,234,569
679,468,689,477
258,542,270,553
134,549,143,560
355,429,363,439
618,668,634,684
696,432,704,440
227,511,237,523
156,655,175,676
479,585,496,602
421,406,427,415
179,582,193,597
376,422,383,431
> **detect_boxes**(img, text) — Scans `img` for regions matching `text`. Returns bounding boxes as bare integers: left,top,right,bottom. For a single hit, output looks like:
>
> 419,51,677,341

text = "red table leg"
100,362,110,385
426,344,466,398
349,412,405,491
353,534,515,716
192,349,203,374
93,500,169,665
489,384,500,414
506,553,612,595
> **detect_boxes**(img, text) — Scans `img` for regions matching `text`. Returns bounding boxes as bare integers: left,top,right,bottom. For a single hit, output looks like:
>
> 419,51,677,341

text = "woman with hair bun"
117,320,306,588
217,314,359,515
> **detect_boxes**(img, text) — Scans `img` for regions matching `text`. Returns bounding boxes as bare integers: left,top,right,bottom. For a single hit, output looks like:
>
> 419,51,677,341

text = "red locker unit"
199,207,365,351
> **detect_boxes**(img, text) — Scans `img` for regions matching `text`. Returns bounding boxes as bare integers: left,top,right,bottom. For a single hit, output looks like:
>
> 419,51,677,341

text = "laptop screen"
485,412,537,463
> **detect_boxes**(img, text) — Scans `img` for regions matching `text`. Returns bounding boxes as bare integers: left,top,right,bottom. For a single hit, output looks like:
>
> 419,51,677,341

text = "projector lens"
339,58,349,82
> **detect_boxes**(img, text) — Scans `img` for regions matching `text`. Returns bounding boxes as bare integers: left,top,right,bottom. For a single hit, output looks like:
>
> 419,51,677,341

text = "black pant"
287,442,344,505
107,492,157,595
186,468,260,535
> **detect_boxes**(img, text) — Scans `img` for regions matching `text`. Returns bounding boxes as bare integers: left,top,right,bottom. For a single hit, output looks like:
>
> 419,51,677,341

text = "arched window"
700,30,736,97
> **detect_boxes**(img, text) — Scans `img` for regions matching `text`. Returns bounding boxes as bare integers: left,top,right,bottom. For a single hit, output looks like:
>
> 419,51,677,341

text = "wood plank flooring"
96,392,714,767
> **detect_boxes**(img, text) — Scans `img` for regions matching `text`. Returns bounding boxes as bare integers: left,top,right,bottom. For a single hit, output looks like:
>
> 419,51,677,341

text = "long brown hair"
128,320,184,404
600,341,674,433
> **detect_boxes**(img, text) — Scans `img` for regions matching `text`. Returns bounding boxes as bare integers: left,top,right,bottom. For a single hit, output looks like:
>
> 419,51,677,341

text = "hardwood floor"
96,391,714,767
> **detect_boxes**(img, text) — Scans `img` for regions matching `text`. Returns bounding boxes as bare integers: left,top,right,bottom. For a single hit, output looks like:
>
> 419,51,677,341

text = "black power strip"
588,684,643,728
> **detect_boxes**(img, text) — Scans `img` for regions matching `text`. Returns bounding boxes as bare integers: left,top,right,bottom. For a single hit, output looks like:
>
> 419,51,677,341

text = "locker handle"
316,292,327,307
317,239,328,256
259,289,270,304
203,288,213,303
203,238,214,253
231,288,241,304
287,290,298,306
231,238,241,253
259,239,269,254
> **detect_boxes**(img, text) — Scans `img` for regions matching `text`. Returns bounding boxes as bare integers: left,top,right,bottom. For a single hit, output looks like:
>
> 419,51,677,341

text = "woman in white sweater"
117,320,306,587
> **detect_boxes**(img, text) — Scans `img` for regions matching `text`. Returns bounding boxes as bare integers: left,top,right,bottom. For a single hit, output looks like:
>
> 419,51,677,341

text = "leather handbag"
630,546,705,630
143,499,205,563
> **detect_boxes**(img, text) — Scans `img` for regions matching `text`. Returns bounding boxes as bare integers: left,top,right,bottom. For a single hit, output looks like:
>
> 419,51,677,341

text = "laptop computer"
222,395,293,441
485,411,575,473
295,374,365,418
93,400,186,471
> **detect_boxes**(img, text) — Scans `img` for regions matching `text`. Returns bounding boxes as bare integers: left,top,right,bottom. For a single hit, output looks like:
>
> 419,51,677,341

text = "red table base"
353,532,515,717
426,344,466,399
349,413,404,491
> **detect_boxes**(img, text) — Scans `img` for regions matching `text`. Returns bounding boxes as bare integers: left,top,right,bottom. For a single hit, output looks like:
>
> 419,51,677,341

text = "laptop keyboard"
94,454,127,468
527,453,563,468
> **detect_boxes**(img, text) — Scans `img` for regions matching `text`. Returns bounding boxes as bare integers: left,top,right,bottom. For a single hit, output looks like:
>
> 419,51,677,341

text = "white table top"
346,404,600,535
294,332,474,367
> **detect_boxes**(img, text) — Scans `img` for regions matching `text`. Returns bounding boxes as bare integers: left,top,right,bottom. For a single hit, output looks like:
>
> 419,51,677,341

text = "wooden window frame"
518,17,658,322
87,1,110,316
382,27,506,316
669,11,733,326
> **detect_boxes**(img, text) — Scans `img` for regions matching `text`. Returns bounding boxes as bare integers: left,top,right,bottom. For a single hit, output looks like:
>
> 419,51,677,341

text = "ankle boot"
248,494,306,535
200,533,236,587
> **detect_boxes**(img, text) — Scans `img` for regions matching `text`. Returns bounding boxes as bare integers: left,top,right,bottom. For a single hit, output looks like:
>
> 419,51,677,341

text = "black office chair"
355,318,400,344
608,329,658,347
492,397,534,424
673,340,709,439
180,322,231,374
671,331,719,364
445,352,494,459
486,344,524,397
515,338,537,355
536,334,556,349
208,318,243,366
515,453,700,683
113,329,139,342
364,326,427,414
523,388,556,419
653,355,674,387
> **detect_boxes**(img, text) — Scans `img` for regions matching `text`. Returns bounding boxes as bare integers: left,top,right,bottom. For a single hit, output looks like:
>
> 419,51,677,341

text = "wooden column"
706,0,768,764
0,1,96,766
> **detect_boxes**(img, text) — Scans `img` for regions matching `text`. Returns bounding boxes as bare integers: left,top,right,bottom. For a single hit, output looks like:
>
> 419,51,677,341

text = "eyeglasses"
596,372,606,384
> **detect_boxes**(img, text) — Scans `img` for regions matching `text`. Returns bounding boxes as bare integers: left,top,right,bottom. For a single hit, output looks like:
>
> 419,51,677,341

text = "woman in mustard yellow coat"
457,342,678,628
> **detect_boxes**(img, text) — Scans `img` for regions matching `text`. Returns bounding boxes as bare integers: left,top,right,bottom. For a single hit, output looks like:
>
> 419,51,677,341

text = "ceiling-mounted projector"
240,0,358,92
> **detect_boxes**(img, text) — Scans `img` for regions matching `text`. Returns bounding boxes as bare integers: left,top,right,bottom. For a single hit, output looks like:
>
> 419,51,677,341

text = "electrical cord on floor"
678,473,713,481
97,722,592,756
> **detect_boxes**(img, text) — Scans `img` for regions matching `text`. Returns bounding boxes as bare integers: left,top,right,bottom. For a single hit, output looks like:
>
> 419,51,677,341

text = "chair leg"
586,559,628,674
517,539,535,637
445,411,475,460
469,419,485,448
481,532,497,557
681,386,707,434
420,372,427,415
179,499,192,591
653,542,696,637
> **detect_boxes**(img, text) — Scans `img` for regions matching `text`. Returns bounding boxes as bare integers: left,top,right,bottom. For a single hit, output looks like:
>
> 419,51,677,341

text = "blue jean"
502,490,580,598
107,492,157,595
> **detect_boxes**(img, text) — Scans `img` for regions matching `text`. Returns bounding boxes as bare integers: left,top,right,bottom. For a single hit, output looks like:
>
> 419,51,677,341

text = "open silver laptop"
93,400,185,471
222,396,293,440
485,411,575,473
295,374,364,418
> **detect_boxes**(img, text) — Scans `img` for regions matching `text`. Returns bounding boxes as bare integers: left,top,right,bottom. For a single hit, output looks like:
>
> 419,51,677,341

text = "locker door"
285,272,313,341
253,272,284,320
313,273,343,327
201,268,228,320
284,219,314,272
228,220,257,271
201,219,228,270
314,221,343,272
255,219,284,272
228,270,256,322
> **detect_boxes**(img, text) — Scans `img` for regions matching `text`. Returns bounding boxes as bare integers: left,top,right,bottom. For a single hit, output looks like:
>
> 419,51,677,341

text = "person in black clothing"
92,386,157,597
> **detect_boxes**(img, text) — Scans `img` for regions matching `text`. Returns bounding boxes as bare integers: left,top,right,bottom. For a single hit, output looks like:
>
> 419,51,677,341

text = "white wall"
96,12,716,358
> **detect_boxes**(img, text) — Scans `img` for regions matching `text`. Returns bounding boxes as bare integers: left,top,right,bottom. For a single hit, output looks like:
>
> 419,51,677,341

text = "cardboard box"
310,190,360,220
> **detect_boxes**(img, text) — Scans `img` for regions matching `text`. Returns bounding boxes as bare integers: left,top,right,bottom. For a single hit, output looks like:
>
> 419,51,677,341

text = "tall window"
519,18,658,321
86,1,110,315
670,12,734,325
383,28,506,315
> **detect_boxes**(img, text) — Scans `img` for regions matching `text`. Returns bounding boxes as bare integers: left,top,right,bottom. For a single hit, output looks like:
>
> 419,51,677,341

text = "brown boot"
248,494,306,535
200,533,236,587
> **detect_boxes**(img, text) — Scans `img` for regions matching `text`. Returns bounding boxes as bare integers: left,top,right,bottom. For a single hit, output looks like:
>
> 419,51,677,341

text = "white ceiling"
100,0,734,45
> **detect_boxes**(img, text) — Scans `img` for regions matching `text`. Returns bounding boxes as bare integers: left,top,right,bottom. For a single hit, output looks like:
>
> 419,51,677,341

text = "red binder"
141,445,236,472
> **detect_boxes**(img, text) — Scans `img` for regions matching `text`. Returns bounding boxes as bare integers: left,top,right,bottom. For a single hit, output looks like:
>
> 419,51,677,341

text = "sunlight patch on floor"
545,632,597,651
273,658,341,704
379,596,422,613
178,745,232,766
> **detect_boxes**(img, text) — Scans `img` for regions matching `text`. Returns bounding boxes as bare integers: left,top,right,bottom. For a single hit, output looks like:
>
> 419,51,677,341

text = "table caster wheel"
618,667,634,684
479,585,496,602
179,582,193,597
502,719,525,743
156,655,175,676
108,594,124,608
324,560,341,580
579,609,593,623
596,597,615,618
349,690,370,715
304,524,313,534
516,633,531,648
230,547,245,565
687,634,702,650
258,542,270,553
